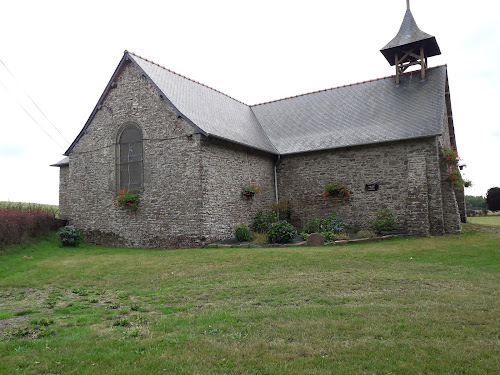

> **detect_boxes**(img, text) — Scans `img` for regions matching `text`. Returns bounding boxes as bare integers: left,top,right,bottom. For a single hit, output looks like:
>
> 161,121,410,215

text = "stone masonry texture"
59,61,462,248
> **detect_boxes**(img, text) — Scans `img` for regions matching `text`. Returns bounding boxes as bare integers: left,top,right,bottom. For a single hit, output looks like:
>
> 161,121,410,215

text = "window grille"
118,126,143,191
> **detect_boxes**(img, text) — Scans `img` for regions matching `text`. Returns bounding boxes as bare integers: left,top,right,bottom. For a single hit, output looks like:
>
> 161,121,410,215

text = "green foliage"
251,232,269,245
303,219,321,234
322,180,350,199
445,168,464,189
241,182,262,200
370,209,397,235
234,224,252,242
270,198,293,221
465,195,486,210
320,213,349,234
442,145,460,165
486,187,500,212
252,210,277,233
357,230,376,239
267,221,297,243
114,190,140,211
58,226,82,247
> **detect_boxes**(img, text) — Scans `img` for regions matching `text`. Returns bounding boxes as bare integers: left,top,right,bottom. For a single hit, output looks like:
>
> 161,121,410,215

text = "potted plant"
322,180,350,200
241,182,262,200
442,146,459,165
114,190,140,211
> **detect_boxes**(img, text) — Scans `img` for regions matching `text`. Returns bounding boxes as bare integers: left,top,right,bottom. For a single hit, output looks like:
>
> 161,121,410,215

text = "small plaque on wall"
365,184,379,191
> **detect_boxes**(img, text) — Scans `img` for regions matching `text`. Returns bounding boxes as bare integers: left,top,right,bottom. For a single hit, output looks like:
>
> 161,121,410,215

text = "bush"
357,230,376,239
267,221,297,244
486,187,500,212
320,213,349,234
234,224,252,242
333,232,350,241
270,198,293,221
58,226,82,247
0,204,60,249
252,211,277,233
304,219,321,234
370,209,397,235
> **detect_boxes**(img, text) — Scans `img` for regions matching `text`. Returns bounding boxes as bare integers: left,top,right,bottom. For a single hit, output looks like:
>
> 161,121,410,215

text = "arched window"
118,125,143,191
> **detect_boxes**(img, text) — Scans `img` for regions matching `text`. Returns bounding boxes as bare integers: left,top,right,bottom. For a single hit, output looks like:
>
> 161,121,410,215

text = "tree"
465,195,486,210
486,187,500,212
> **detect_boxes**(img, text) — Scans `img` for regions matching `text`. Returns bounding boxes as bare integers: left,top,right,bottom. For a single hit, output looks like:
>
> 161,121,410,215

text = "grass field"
468,216,500,227
0,228,499,374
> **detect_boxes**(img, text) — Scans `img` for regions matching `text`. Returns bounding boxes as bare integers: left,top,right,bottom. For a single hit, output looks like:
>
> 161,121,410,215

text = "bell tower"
380,0,441,84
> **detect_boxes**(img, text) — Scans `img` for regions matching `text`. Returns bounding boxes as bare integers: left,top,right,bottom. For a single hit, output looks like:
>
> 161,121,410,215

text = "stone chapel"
53,3,464,248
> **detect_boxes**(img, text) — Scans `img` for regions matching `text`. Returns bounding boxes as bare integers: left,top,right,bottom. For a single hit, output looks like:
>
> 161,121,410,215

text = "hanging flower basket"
114,190,140,211
445,168,464,190
323,180,350,200
241,182,262,200
442,146,459,166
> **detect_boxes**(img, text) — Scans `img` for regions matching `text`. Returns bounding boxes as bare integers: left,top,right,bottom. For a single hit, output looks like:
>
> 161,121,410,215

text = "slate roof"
63,51,448,157
129,54,278,154
252,66,447,155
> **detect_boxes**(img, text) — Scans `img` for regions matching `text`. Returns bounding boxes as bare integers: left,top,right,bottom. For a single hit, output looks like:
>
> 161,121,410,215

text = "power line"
0,77,65,151
0,56,70,145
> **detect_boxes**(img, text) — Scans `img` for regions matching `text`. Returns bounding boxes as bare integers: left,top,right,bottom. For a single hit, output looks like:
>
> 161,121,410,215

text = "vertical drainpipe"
274,155,281,204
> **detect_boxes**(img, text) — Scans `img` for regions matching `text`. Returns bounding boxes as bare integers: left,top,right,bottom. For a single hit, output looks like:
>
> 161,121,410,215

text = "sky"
0,0,498,205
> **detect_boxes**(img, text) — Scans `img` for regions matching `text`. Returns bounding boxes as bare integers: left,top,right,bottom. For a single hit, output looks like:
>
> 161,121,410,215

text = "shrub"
252,211,277,233
270,198,293,221
304,219,321,234
370,209,397,235
234,224,252,242
58,226,82,247
486,187,500,212
320,213,349,234
267,221,297,244
0,204,59,249
333,232,350,241
357,230,376,239
321,231,336,242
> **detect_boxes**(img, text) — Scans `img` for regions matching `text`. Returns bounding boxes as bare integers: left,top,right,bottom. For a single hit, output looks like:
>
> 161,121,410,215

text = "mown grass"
468,216,500,226
0,229,499,374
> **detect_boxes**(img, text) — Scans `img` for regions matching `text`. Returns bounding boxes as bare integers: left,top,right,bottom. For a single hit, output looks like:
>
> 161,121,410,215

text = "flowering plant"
114,190,140,211
241,182,262,200
445,168,464,189
322,180,350,199
442,146,459,165
58,225,82,247
267,220,297,243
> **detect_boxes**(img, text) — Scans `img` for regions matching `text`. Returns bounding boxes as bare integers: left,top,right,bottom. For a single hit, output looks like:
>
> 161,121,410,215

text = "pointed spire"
380,6,440,65
380,1,441,83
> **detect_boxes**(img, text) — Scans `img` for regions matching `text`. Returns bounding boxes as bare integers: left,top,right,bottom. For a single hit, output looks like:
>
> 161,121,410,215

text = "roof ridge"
126,51,249,106
251,64,447,107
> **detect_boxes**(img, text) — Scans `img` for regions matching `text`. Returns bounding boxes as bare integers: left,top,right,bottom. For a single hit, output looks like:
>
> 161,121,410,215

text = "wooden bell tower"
380,0,441,84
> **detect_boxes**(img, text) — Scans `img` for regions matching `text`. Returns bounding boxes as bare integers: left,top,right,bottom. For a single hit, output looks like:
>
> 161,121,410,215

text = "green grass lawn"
0,229,499,374
468,215,500,227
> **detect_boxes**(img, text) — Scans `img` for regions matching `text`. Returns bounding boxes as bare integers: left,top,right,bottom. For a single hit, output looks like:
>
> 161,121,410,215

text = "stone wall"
64,60,206,248
199,137,276,242
276,137,461,235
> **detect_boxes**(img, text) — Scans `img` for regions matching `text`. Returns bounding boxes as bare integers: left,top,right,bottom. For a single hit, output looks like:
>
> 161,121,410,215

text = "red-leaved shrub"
0,205,60,248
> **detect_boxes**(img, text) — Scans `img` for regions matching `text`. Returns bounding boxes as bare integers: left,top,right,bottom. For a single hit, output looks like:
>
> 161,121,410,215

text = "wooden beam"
420,46,425,80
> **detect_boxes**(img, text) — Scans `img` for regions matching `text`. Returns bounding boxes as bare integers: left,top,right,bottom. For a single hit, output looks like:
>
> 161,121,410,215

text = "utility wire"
0,77,65,151
0,57,70,145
